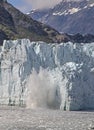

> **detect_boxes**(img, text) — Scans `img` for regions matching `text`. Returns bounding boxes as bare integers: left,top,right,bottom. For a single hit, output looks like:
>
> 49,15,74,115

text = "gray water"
0,106,94,130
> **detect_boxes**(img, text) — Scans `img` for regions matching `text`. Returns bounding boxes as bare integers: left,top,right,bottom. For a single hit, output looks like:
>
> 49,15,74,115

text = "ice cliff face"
0,39,94,110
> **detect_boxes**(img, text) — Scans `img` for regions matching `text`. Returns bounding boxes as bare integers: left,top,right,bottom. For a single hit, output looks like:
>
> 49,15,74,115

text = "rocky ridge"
29,0,94,34
0,0,69,45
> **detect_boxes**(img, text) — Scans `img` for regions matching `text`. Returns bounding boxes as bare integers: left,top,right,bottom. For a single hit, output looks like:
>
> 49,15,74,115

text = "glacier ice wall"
0,39,94,110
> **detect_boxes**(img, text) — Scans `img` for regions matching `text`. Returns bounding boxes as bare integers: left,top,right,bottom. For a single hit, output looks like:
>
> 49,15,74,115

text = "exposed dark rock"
68,34,94,43
0,30,9,45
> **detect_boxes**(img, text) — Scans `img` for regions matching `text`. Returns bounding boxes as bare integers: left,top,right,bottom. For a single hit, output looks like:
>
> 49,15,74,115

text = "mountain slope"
1,0,94,45
0,1,70,45
29,0,94,35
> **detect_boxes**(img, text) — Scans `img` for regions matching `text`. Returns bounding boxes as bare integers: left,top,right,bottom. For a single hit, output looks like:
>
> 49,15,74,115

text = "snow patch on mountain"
52,3,94,16
89,3,94,7
53,7,81,16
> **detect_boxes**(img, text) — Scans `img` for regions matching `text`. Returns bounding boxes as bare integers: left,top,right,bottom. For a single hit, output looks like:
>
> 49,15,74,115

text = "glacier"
0,39,94,110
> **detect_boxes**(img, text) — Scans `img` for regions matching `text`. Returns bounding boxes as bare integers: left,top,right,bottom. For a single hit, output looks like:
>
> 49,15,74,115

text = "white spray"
26,68,61,109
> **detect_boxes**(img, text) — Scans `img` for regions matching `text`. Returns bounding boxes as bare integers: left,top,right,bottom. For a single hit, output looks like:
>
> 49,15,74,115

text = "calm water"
0,106,94,130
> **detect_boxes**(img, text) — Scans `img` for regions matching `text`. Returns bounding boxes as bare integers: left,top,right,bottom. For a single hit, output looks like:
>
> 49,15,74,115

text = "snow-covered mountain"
29,0,94,34
0,39,94,111
1,0,94,45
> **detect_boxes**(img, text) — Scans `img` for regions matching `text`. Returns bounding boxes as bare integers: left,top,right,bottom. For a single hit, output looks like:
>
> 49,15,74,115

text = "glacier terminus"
0,39,94,111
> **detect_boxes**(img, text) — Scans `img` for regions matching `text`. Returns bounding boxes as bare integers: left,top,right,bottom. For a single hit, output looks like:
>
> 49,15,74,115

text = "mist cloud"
23,0,62,9
26,68,61,109
23,0,90,10
10,0,92,12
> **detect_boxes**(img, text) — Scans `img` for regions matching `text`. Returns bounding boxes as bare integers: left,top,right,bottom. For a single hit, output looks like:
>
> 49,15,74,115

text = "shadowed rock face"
0,30,9,45
0,39,94,111
0,0,7,2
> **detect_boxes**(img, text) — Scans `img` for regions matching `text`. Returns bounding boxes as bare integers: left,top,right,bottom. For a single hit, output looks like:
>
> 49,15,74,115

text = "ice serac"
0,39,94,111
